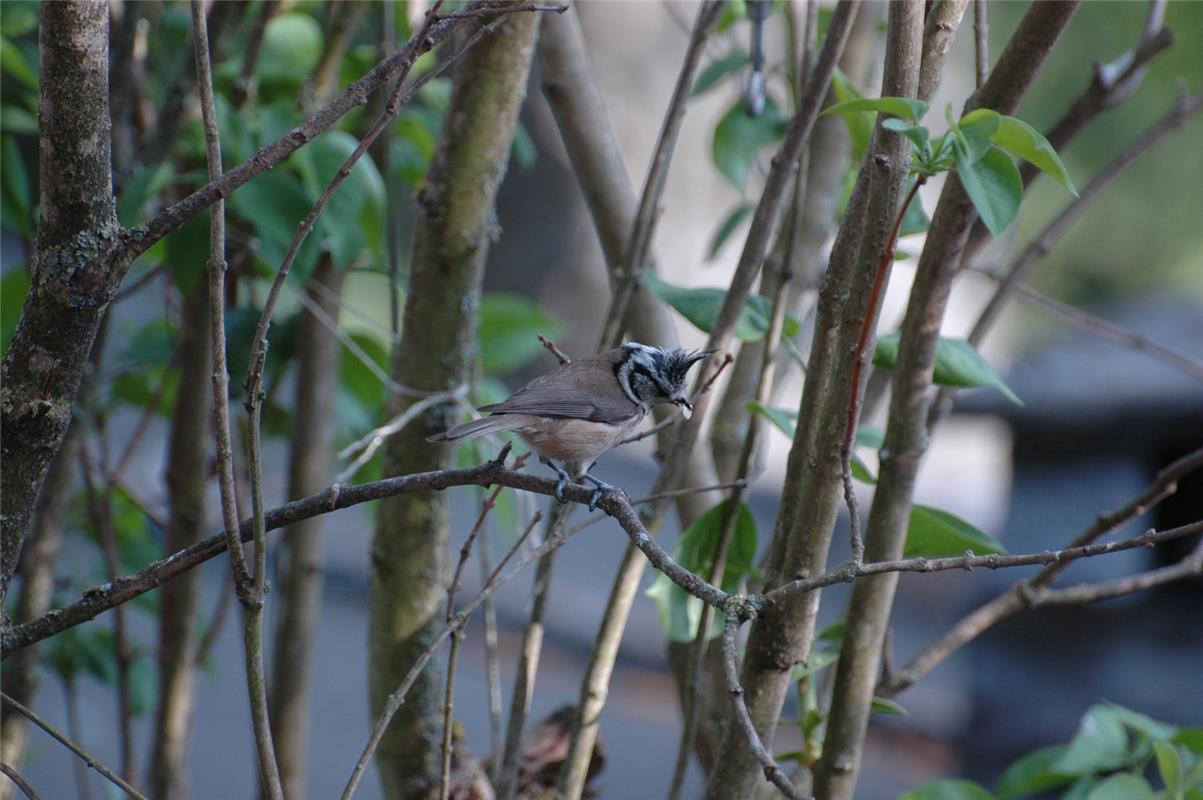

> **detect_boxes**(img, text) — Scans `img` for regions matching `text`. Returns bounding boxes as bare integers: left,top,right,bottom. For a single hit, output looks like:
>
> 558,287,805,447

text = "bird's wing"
479,357,639,424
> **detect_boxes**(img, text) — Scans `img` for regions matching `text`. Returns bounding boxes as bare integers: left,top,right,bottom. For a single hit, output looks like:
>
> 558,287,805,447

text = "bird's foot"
583,473,625,512
541,458,573,505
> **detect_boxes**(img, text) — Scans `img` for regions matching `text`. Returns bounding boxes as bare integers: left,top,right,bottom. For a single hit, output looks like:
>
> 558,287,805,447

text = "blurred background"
2,1,1201,798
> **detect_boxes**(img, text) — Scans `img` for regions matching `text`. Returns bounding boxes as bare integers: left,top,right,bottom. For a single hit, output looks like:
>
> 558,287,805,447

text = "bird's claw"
587,488,604,512
554,476,568,505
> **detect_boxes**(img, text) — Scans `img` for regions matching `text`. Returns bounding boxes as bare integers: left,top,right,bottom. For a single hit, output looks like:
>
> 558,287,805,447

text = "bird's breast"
514,413,643,467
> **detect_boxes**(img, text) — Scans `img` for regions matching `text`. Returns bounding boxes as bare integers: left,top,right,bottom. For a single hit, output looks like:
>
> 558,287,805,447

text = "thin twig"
78,448,136,785
538,334,572,365
189,4,282,797
1,692,148,800
973,0,988,88
966,267,1203,383
596,0,725,350
294,290,410,395
341,507,546,800
336,390,467,483
719,616,806,800
0,762,40,800
880,445,1203,694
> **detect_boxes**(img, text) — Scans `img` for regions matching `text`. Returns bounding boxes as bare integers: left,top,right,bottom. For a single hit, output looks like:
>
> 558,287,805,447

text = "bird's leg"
540,457,573,504
581,471,625,513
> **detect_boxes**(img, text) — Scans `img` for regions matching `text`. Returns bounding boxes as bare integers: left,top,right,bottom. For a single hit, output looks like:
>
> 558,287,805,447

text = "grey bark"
1,0,118,611
269,257,346,800
701,2,923,796
368,13,540,799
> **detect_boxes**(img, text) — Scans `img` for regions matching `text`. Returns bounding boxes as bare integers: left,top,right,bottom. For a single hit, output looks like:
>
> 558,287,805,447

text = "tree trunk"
269,256,346,800
1,0,118,610
149,283,212,800
369,12,540,799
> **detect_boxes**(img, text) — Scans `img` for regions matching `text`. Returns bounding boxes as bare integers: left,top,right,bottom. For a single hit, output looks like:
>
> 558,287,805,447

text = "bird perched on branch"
429,343,710,509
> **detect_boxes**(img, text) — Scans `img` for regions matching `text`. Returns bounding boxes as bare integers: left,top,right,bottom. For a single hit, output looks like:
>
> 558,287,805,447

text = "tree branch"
720,615,806,800
880,444,1203,695
0,692,147,800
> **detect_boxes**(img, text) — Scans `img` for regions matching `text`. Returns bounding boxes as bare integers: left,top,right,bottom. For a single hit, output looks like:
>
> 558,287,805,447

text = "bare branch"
967,267,1203,383
720,616,806,800
189,3,282,796
1,692,148,800
973,0,988,88
0,762,39,800
881,445,1203,694
537,334,572,365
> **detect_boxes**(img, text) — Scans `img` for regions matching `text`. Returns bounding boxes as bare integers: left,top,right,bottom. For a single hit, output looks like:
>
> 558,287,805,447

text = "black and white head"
616,343,712,417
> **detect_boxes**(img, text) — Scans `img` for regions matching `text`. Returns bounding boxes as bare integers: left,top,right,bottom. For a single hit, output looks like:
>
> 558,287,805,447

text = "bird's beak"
675,398,693,419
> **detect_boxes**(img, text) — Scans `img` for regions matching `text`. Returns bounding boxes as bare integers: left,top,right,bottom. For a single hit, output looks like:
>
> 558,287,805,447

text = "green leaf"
954,144,1022,236
900,779,995,800
1,135,30,235
290,130,385,268
906,504,1006,558
996,745,1075,799
646,500,759,642
394,106,443,183
164,213,210,295
708,204,756,260
1173,729,1203,756
994,115,1077,195
1107,703,1178,742
873,333,1022,405
258,12,324,83
692,49,750,97
1084,774,1153,800
2,267,29,354
789,648,839,681
882,118,930,157
0,3,39,37
1053,706,1131,775
871,697,907,716
855,425,885,450
0,105,37,135
1155,742,1184,792
645,272,798,342
478,293,564,375
511,121,537,171
831,68,874,160
747,401,796,437
0,35,36,90
228,169,321,282
716,0,747,32
712,97,788,189
955,108,1001,164
117,162,174,228
820,96,929,125
338,331,389,434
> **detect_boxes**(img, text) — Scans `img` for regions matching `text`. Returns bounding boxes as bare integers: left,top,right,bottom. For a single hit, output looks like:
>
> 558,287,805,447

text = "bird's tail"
427,415,525,443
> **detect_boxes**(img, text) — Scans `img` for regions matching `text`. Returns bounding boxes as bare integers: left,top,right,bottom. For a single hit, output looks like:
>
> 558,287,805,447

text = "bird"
428,343,711,509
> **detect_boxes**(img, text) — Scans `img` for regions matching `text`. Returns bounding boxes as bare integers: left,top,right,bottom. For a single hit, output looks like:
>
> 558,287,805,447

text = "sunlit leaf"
995,746,1075,799
1084,774,1152,800
820,96,929,125
873,333,1021,405
831,68,873,160
906,504,1006,558
994,114,1077,195
871,697,907,716
1052,705,1131,775
258,12,324,83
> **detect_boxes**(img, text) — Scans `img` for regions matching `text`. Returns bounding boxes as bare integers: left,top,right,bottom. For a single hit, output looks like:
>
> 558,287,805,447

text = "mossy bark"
369,12,540,799
1,0,119,610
